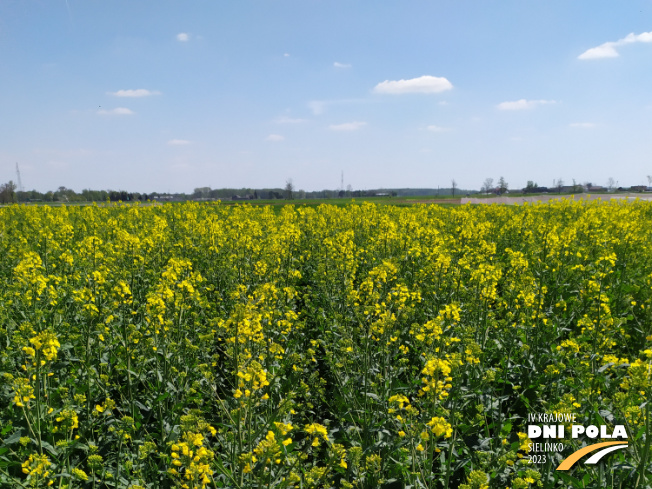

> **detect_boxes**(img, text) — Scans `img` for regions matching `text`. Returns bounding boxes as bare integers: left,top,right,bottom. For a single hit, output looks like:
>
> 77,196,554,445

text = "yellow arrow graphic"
556,441,628,471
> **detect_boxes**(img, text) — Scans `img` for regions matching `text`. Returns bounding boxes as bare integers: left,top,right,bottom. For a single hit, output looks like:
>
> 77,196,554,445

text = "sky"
2,1,652,193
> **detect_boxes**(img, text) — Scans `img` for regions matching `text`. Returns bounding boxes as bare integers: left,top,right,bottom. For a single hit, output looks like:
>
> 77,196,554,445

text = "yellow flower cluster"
21,453,53,486
54,408,79,433
13,252,48,304
234,361,270,399
621,357,652,394
459,469,489,489
305,423,329,447
419,357,453,399
426,416,453,438
12,377,35,408
169,432,214,488
25,331,61,362
253,431,281,463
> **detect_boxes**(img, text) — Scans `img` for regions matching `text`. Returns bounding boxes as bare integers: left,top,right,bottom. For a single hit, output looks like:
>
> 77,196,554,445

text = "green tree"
497,176,508,195
285,179,294,200
481,177,494,193
0,180,17,204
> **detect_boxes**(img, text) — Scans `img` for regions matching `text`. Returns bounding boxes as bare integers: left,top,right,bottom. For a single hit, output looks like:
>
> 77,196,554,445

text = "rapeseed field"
0,200,650,488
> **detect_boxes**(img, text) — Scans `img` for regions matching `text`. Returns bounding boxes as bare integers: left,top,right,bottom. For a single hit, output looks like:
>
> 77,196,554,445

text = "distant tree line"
0,182,480,204
477,177,651,196
8,187,150,203
9,177,647,205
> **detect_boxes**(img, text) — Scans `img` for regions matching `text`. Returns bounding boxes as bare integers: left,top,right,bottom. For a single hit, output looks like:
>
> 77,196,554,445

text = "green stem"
443,406,457,489
0,466,30,489
35,352,43,455
634,400,651,488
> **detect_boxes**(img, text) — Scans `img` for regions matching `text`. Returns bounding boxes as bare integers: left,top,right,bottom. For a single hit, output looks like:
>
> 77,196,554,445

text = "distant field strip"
462,193,652,204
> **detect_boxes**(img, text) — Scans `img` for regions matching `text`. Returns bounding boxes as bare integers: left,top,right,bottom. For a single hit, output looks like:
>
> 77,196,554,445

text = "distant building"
522,186,549,194
630,185,647,193
585,185,605,192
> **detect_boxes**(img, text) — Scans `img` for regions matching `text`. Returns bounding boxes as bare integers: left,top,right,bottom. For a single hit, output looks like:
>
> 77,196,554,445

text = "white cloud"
109,89,161,97
284,53,290,57
334,62,351,68
329,121,367,131
579,31,652,59
578,44,620,60
426,125,449,132
275,116,307,124
569,122,596,128
497,99,556,110
167,139,192,145
97,107,134,115
266,134,285,141
308,101,326,115
373,75,453,94
176,33,189,42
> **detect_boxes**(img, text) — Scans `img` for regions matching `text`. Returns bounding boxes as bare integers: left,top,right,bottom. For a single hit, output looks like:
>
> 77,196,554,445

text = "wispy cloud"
497,99,556,110
97,107,134,115
274,116,307,124
579,31,652,59
109,89,161,97
373,75,453,94
167,139,192,145
308,101,326,115
308,98,372,116
334,62,351,69
284,53,290,57
569,122,596,128
46,160,70,169
329,121,366,131
33,148,93,158
426,125,449,132
176,32,189,42
266,134,285,141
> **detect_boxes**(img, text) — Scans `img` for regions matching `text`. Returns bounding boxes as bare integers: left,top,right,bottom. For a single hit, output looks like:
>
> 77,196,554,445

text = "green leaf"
154,391,169,403
40,441,59,457
556,471,584,488
2,431,22,446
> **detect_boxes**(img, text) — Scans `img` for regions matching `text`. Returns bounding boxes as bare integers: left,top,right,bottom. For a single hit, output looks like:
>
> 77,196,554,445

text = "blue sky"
2,1,652,193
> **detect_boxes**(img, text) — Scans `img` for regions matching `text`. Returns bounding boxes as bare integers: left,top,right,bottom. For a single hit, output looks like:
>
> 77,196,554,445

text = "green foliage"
0,200,650,488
